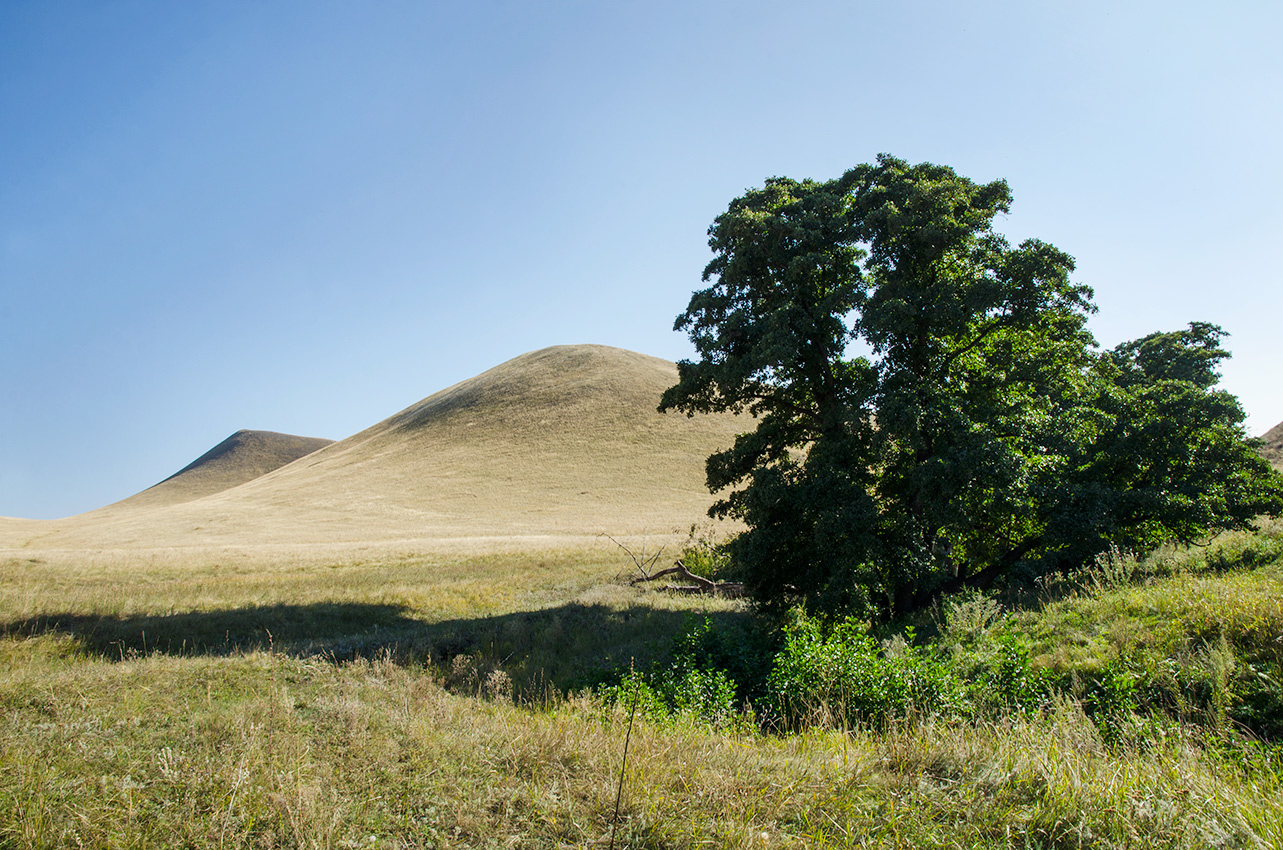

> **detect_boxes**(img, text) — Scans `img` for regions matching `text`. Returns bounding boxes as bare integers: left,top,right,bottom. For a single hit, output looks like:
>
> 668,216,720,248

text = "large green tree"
661,155,1281,617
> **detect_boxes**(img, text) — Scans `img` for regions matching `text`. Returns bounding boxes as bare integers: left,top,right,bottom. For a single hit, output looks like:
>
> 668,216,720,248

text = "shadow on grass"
2,603,420,661
2,601,754,696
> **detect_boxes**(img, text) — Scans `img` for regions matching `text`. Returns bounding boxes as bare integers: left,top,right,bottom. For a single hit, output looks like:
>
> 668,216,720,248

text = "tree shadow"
2,602,421,661
2,599,755,696
415,602,758,697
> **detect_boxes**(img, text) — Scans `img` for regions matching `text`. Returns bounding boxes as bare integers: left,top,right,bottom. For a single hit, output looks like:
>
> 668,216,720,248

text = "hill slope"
1261,420,1283,470
0,345,742,552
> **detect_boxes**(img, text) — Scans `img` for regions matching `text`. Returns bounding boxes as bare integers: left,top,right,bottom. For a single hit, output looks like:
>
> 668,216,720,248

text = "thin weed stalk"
610,662,641,850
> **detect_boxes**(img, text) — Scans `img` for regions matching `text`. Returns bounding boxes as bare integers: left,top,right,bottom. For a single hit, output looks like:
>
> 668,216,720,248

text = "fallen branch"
630,560,746,598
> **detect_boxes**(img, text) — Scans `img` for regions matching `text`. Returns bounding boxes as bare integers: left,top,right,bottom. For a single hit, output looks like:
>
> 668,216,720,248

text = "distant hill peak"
161,430,333,482
106,429,334,510
371,344,680,436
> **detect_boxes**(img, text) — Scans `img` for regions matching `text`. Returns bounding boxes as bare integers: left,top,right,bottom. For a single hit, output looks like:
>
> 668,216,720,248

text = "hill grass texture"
106,429,335,511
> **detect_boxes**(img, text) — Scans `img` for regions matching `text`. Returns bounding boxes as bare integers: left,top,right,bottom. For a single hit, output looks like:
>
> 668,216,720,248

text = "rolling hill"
0,345,742,554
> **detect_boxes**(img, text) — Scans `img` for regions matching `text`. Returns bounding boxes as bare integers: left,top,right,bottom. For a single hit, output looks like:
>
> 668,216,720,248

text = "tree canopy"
661,155,1282,617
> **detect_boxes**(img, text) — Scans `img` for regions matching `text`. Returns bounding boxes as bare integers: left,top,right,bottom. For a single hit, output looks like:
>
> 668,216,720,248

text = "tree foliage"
661,155,1282,617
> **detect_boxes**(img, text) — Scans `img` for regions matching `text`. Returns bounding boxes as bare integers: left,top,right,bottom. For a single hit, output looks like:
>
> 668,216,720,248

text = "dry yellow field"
0,344,746,693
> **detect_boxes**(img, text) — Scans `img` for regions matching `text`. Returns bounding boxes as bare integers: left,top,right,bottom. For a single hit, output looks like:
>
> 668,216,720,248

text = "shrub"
939,589,1005,647
762,611,966,730
1083,657,1142,744
678,524,739,583
597,617,741,726
983,628,1053,714
1230,661,1283,740
1089,545,1141,591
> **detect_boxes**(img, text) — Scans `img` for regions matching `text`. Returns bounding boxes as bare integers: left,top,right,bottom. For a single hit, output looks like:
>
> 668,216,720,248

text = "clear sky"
3,1,1280,519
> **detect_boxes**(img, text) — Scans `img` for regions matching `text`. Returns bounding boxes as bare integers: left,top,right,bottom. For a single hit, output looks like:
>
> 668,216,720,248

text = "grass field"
3,527,1282,848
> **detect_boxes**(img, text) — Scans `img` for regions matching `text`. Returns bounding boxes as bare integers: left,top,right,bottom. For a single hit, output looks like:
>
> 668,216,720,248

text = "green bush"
983,628,1053,714
597,617,742,726
601,665,738,725
1230,661,1283,741
1083,658,1142,744
678,525,740,583
762,611,966,730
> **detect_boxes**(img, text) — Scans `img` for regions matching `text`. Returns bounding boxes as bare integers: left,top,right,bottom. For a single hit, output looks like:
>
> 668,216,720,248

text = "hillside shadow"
3,600,753,695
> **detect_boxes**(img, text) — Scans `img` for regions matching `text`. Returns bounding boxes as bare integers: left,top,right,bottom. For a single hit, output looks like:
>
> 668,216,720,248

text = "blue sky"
3,1,1280,519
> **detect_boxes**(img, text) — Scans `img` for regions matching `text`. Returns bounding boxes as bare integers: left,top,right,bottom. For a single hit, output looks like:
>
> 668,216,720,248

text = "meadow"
3,524,1282,849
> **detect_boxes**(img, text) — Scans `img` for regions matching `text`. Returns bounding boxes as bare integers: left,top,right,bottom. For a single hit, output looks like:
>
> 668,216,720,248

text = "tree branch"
942,314,1013,370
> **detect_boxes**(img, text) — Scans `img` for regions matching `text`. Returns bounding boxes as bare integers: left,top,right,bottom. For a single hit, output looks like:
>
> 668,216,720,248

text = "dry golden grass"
0,533,744,700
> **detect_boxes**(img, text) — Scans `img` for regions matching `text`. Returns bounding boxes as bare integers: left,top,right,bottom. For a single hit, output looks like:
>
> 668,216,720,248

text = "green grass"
3,644,1279,848
3,529,1283,847
1006,525,1283,738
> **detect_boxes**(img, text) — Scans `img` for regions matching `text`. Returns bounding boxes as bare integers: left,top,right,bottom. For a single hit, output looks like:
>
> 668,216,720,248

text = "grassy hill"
0,345,742,558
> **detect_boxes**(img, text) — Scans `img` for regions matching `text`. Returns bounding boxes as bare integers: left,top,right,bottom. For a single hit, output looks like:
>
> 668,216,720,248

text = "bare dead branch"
630,559,746,598
602,532,667,581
